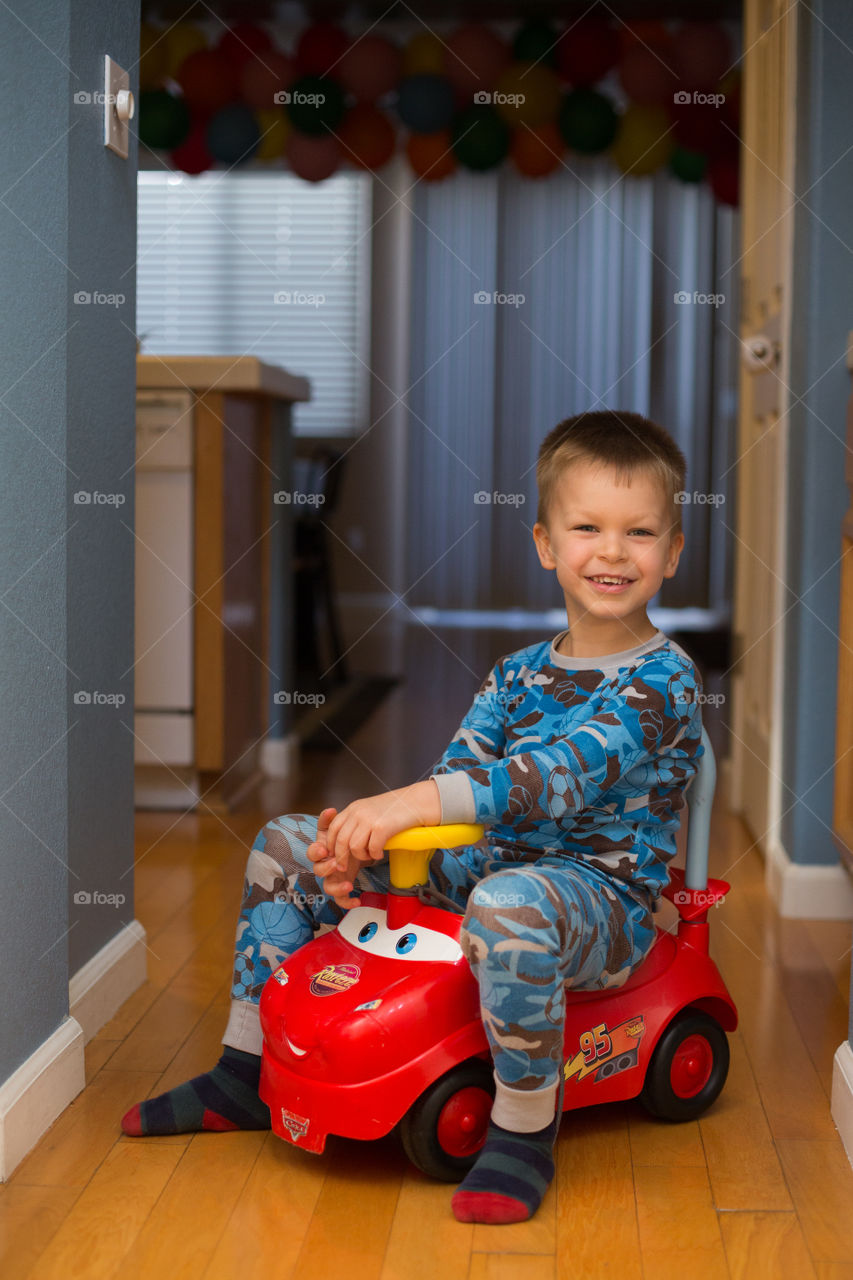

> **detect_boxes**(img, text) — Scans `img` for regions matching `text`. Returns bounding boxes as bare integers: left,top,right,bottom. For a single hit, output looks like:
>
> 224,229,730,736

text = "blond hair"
536,411,687,540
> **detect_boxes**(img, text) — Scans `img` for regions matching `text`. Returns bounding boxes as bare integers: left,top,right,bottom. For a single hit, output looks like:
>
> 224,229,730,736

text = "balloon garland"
138,17,740,205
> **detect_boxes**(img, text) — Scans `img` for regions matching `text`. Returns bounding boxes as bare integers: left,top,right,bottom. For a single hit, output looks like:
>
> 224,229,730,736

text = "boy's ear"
533,522,556,570
662,530,685,578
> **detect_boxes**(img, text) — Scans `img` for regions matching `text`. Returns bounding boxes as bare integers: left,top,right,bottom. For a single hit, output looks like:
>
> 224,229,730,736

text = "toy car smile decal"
309,963,361,996
337,906,463,963
564,1015,646,1084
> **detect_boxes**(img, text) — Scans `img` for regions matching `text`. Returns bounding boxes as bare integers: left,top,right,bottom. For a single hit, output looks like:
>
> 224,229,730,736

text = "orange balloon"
510,121,565,177
406,130,457,182
444,24,510,98
494,61,562,126
239,51,296,112
286,132,342,182
338,103,396,169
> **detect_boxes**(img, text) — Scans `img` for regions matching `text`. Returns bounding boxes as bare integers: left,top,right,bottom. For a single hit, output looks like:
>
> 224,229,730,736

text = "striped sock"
450,1111,559,1224
121,1047,270,1136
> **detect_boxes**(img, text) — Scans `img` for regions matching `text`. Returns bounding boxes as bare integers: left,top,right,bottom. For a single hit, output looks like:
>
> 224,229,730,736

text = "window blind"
136,170,372,436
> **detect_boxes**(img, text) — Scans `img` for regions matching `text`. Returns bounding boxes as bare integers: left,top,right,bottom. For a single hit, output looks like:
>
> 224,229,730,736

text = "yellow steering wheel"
384,823,484,889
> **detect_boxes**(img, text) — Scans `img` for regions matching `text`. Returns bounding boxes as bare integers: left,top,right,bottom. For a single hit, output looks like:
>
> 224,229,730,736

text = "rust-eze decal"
564,1015,646,1084
273,965,289,986
309,963,361,996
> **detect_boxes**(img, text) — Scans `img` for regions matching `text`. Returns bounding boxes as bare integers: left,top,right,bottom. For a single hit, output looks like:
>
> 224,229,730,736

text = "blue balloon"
396,74,455,134
206,104,261,166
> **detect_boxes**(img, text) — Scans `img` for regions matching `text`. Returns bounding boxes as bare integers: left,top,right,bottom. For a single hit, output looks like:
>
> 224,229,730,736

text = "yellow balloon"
255,109,291,161
610,104,674,176
163,24,208,80
139,23,168,89
403,31,445,76
494,61,561,127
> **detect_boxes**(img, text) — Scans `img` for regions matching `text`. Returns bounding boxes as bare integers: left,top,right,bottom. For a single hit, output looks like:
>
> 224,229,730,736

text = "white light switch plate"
104,54,133,160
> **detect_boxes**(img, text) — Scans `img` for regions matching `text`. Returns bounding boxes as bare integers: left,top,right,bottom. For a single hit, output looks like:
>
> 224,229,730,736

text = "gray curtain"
405,160,739,617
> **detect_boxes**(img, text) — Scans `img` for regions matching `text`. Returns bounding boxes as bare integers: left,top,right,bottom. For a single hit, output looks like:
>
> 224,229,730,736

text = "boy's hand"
307,807,363,911
324,780,442,867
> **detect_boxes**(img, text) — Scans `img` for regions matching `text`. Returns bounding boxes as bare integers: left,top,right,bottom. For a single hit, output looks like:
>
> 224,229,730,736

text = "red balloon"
444,24,511,98
171,119,214,175
295,22,349,76
406,130,457,182
337,34,401,102
176,49,239,113
217,22,274,72
239,50,295,111
669,99,730,157
673,23,732,90
286,132,342,181
617,22,671,56
509,121,565,177
708,152,739,206
619,42,678,107
556,18,620,86
338,103,396,169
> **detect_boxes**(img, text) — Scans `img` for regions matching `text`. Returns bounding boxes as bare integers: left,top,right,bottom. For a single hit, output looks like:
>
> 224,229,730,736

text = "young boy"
122,410,704,1226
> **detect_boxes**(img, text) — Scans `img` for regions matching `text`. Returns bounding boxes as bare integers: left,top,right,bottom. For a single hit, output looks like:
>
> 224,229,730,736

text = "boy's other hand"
307,807,364,910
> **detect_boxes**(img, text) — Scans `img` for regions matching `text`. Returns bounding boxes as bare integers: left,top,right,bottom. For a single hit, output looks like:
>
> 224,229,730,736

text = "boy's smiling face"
533,459,685,655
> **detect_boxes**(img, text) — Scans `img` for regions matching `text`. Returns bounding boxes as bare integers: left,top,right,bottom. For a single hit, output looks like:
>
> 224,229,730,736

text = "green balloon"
558,89,618,155
512,19,559,67
452,105,510,172
670,146,709,184
138,90,190,151
286,75,346,137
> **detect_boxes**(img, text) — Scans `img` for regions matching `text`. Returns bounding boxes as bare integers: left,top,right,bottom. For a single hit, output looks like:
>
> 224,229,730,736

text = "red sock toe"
201,1108,239,1132
120,1103,143,1137
451,1190,531,1224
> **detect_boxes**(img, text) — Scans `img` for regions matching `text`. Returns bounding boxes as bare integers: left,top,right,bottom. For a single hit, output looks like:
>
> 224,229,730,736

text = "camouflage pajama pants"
228,813,656,1111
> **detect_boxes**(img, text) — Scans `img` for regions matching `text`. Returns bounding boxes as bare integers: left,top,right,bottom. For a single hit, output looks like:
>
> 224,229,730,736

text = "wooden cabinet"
134,356,310,810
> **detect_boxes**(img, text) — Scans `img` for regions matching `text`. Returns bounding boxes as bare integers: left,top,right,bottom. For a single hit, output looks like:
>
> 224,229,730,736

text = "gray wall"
782,0,853,881
0,0,138,1081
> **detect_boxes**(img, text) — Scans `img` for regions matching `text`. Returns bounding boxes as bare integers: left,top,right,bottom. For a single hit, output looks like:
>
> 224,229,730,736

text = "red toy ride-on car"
259,726,737,1180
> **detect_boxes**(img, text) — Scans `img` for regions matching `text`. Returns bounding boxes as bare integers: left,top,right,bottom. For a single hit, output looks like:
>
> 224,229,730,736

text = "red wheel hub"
670,1034,714,1098
436,1086,492,1159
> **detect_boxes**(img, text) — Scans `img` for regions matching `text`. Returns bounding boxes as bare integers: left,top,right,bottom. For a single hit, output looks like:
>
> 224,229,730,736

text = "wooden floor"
3,625,853,1280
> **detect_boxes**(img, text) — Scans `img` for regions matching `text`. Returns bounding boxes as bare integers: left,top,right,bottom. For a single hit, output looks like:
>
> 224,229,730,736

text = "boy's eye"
573,525,655,536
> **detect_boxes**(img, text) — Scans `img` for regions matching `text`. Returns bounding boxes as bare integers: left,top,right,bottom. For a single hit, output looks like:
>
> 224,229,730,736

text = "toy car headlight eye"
358,921,378,942
395,932,417,955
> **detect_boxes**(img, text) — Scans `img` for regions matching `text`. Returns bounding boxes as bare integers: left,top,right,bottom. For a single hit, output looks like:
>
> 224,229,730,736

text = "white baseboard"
69,919,148,1043
0,1017,85,1181
765,839,853,919
260,733,299,779
832,1041,853,1171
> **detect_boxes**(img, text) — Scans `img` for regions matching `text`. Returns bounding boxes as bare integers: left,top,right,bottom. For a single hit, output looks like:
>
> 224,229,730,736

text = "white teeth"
590,576,629,584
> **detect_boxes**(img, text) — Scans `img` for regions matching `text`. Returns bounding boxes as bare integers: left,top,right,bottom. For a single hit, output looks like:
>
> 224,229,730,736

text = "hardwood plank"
10,1069,167,1189
776,1139,853,1263
699,1031,792,1211
0,1184,79,1280
627,1102,706,1169
290,1135,404,1280
555,1106,642,1280
204,1134,326,1279
719,1211,817,1280
381,1172,474,1280
469,1253,557,1280
633,1164,728,1279
20,1143,184,1280
119,1130,266,1278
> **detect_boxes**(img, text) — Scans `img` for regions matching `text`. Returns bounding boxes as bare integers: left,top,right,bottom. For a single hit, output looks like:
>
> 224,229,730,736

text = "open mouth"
586,575,634,592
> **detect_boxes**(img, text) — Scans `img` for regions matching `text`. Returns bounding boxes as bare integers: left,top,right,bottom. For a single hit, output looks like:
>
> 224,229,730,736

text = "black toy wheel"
399,1059,495,1182
641,1009,729,1121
